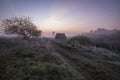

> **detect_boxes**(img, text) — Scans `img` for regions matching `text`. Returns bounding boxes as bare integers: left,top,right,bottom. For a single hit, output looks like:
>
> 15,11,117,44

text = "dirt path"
46,40,87,80
52,51,87,80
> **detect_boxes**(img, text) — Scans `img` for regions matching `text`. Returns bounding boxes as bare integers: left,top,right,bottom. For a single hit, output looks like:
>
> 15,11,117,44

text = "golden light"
47,17,59,25
43,17,64,31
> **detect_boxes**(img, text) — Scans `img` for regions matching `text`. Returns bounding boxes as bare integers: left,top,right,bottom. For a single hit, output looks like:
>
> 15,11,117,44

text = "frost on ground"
0,38,120,80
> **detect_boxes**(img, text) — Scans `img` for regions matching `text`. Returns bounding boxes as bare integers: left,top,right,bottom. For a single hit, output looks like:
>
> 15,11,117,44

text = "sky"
0,0,120,35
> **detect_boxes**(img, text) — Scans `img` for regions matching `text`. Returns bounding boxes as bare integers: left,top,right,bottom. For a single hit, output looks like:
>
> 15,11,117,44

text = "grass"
0,37,120,80
0,38,77,80
53,40,120,80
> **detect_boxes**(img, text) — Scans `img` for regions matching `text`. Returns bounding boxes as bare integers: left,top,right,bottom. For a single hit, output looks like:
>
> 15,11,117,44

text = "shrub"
68,35,94,46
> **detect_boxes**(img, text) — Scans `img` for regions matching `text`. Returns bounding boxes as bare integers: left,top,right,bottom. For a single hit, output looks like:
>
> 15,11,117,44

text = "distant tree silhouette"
1,17,42,39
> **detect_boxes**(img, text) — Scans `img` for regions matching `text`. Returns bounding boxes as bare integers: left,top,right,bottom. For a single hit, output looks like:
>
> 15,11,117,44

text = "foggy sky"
0,0,120,34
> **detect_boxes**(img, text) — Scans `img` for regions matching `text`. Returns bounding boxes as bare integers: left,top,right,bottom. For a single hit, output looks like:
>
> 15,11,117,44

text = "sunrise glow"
0,0,120,35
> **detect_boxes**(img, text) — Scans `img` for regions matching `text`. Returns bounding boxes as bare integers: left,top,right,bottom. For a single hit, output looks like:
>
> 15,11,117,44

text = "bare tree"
1,17,42,39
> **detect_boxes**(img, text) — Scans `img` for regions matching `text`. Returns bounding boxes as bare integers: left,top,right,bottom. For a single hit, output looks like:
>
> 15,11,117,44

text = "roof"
55,33,67,40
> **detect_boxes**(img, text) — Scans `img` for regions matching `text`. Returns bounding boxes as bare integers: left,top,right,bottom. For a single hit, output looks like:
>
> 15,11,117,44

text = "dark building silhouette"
55,33,67,40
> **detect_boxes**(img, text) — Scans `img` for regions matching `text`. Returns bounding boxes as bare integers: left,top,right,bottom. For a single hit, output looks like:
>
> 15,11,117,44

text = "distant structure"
55,33,67,40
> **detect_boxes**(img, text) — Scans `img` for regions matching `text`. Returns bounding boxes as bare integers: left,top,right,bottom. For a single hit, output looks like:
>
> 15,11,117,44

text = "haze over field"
0,0,120,36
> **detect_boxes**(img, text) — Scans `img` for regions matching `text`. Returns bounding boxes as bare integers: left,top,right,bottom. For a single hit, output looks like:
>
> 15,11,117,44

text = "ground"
0,37,120,80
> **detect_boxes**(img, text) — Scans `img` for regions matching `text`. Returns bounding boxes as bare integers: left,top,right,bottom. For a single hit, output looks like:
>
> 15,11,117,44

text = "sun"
43,17,63,31
46,17,61,26
49,18,59,25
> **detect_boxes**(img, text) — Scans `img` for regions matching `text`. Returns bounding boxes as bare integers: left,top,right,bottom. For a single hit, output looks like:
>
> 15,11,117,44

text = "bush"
68,35,94,46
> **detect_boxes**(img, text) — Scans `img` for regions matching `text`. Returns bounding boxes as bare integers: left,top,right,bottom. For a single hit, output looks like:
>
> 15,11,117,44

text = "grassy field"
0,37,120,80
53,40,120,80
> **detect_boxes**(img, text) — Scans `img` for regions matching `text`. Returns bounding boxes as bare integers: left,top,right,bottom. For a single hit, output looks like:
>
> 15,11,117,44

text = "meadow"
0,36,120,80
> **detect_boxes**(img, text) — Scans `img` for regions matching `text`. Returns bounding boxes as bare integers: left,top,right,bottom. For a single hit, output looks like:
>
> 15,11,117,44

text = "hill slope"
0,38,120,80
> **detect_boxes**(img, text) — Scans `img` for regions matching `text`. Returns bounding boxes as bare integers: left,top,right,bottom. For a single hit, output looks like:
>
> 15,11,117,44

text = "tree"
1,17,42,39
